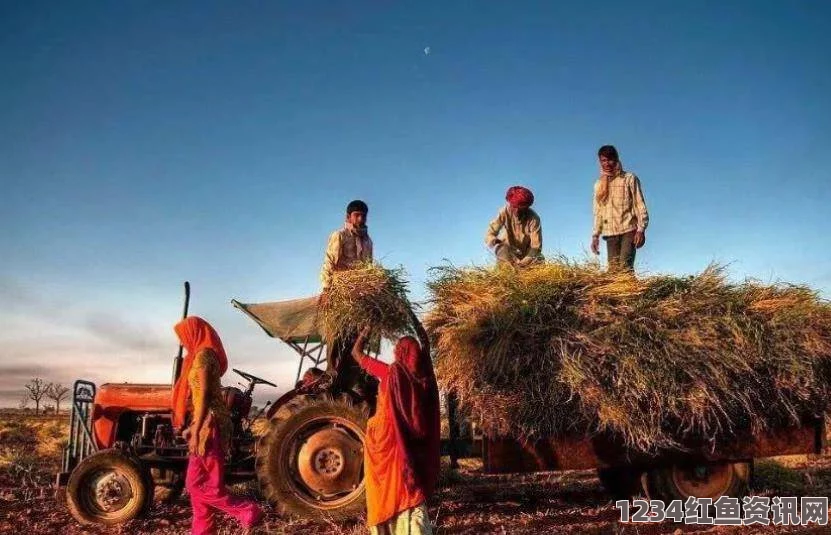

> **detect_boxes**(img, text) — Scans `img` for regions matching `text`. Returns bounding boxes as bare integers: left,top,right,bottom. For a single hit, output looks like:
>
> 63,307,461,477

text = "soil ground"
2,410,829,534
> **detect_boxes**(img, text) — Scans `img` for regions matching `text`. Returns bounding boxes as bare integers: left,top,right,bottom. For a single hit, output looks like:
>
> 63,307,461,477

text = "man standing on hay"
320,199,374,393
590,145,649,271
485,185,543,267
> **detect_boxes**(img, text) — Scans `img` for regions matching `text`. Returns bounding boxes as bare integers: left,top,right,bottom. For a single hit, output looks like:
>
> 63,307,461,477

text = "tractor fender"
265,389,302,420
265,369,333,419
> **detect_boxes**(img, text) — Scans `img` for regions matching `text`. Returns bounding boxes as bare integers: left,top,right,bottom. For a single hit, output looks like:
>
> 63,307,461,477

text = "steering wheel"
232,368,277,388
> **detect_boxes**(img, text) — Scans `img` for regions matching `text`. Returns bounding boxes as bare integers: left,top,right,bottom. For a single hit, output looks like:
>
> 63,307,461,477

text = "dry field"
2,410,830,534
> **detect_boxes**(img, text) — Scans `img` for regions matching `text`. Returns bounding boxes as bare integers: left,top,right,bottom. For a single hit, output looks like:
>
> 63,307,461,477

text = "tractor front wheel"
66,449,153,526
256,393,370,520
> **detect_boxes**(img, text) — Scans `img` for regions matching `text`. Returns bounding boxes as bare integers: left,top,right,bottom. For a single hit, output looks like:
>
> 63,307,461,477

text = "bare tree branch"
24,378,48,416
46,382,70,414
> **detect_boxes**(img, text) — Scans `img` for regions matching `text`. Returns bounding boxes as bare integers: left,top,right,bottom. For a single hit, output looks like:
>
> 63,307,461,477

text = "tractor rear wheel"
256,393,370,520
66,449,153,526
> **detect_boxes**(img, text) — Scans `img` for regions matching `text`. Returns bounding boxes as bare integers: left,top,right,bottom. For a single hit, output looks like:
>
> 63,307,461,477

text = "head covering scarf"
386,336,441,498
596,160,624,204
171,316,228,429
505,186,534,209
596,146,624,204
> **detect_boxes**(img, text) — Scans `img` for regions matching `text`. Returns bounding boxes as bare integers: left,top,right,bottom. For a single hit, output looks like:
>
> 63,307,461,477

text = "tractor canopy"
231,296,322,344
231,296,327,383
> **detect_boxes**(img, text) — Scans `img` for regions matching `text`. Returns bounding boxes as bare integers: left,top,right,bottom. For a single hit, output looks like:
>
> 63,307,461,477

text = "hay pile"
426,259,831,453
318,262,414,342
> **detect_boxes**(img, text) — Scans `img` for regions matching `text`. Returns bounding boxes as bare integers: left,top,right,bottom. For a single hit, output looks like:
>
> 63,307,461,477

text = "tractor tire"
256,393,370,520
66,449,154,526
646,460,752,503
597,466,642,500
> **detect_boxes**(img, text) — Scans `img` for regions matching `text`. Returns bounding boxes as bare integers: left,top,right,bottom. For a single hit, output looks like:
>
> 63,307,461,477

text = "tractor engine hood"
92,384,173,449
95,383,172,412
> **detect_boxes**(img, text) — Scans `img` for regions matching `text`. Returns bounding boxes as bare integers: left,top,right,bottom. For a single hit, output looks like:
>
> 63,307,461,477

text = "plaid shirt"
320,223,373,289
592,171,649,237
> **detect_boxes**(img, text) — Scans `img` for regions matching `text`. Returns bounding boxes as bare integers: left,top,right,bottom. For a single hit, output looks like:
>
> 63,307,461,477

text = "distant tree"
18,394,29,410
24,378,48,415
46,383,70,414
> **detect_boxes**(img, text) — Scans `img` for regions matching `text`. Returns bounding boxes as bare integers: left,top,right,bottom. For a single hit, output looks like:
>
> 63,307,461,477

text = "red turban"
505,186,534,208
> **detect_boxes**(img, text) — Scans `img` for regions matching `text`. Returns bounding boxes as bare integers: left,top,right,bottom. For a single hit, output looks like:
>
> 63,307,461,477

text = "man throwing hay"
319,199,374,393
320,199,373,290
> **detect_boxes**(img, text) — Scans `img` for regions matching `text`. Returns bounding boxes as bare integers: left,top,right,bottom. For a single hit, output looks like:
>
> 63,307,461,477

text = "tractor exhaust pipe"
171,281,191,384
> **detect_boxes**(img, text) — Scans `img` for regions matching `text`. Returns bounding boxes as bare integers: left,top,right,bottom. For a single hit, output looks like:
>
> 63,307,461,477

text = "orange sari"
360,337,440,527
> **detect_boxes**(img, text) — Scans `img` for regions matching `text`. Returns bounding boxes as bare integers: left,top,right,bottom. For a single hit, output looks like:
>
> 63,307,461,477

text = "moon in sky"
423,46,431,56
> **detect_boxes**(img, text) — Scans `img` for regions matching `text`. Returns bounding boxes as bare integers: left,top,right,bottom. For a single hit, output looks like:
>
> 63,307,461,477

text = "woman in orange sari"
351,312,441,535
171,316,262,535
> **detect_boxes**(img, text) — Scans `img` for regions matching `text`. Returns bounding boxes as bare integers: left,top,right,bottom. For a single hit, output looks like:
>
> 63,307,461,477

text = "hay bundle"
318,262,414,342
426,259,831,453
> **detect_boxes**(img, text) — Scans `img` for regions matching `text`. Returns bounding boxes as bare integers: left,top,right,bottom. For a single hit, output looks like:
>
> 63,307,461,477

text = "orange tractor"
57,283,827,527
57,283,377,526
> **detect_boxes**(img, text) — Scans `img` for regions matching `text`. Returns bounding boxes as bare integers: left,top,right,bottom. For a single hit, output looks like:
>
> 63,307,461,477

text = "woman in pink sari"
171,316,263,535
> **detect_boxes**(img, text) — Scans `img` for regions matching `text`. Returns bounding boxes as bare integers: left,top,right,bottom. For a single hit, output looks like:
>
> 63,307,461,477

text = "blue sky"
2,1,830,406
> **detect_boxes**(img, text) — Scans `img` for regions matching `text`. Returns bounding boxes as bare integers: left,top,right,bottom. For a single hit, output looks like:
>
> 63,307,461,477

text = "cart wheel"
256,393,369,520
647,460,752,502
66,449,153,526
597,466,642,500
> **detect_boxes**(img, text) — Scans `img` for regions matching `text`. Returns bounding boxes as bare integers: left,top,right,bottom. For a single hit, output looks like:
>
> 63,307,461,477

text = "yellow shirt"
188,348,232,456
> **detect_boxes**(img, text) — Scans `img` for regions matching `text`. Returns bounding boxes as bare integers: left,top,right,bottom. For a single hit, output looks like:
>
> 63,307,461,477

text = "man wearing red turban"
485,185,543,267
